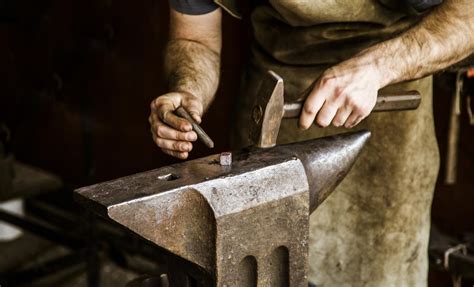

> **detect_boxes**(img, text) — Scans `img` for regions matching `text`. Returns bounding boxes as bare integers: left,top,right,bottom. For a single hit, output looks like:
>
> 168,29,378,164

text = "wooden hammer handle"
283,91,421,118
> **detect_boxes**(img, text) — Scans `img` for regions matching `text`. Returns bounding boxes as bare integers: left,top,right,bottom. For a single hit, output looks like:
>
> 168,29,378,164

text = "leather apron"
216,1,440,286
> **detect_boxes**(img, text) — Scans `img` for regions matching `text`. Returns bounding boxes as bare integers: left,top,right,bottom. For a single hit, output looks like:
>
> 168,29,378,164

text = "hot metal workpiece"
75,130,371,286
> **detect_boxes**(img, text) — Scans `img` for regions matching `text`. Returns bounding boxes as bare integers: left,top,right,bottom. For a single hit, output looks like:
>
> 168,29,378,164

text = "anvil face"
75,147,309,273
75,130,370,285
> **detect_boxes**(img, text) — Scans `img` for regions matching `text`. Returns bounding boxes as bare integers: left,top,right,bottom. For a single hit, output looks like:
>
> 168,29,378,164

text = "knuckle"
154,100,164,110
170,150,180,158
155,138,164,147
161,110,169,121
333,86,345,98
320,75,329,85
178,132,188,141
351,103,363,114
332,92,343,102
346,95,357,108
321,76,337,88
156,125,165,137
155,99,172,112
175,132,183,140
173,141,182,151
317,117,329,127
179,121,189,130
152,97,167,109
304,104,317,115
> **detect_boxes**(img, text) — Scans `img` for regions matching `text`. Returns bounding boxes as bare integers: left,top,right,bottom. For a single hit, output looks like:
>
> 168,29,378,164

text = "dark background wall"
0,0,472,286
0,0,250,184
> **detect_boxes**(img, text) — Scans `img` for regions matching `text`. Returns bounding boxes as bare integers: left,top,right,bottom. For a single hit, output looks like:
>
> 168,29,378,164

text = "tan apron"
217,1,440,286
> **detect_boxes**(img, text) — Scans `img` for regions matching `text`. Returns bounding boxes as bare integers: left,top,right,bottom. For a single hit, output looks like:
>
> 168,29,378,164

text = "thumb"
184,98,203,124
190,113,202,124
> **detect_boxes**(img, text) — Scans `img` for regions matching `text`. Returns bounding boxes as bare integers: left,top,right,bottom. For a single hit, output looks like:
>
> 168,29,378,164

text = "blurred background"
0,0,472,286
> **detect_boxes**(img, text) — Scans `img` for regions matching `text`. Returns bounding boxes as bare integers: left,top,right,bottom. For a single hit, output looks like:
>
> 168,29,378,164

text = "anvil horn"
289,130,371,212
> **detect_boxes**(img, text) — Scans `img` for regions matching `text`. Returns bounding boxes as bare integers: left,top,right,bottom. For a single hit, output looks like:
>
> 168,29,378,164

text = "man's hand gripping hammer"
250,70,421,148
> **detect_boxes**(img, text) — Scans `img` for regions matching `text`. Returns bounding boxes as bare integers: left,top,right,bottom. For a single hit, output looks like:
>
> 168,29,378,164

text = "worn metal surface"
75,130,370,285
250,70,284,148
444,70,464,185
250,70,421,148
219,152,232,166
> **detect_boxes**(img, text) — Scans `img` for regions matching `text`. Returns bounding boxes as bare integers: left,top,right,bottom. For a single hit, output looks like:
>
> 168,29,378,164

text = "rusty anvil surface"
75,131,370,286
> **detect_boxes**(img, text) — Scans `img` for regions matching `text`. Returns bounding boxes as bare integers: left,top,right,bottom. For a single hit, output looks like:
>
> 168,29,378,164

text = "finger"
149,114,162,136
162,149,189,160
150,123,197,143
153,137,193,152
150,112,197,141
182,99,203,124
344,113,363,128
351,116,365,127
149,110,162,126
316,102,338,127
190,113,202,124
152,99,192,132
153,122,198,142
299,86,327,129
332,106,352,127
163,110,193,132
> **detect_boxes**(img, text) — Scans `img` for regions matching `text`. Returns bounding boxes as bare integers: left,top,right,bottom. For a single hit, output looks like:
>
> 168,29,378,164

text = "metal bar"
25,199,81,230
0,209,82,249
444,71,464,184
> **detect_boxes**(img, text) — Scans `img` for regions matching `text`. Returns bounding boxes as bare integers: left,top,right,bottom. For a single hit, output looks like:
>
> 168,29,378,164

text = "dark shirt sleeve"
169,0,218,15
406,0,443,13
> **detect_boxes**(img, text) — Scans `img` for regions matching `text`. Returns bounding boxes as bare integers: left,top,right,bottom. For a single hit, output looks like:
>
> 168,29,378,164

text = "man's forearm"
165,38,220,110
358,0,473,87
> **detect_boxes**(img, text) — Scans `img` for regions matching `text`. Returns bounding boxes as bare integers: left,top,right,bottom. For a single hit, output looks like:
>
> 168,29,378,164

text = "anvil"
75,130,370,286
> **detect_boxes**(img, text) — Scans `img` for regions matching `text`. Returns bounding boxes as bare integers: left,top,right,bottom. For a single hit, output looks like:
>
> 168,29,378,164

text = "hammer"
250,70,421,148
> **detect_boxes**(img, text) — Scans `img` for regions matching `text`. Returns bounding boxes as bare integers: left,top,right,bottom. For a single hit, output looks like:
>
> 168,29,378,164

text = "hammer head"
250,70,284,148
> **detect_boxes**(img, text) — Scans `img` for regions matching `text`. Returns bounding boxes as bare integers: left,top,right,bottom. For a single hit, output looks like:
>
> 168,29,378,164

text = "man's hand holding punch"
150,7,222,159
149,92,204,159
